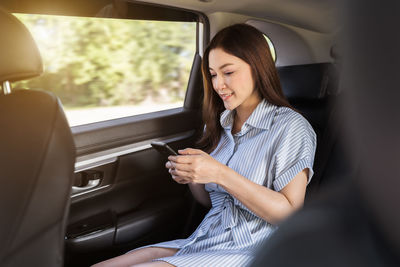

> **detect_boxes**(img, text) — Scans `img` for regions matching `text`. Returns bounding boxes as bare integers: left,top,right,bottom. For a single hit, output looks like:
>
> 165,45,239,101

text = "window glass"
13,14,197,126
263,34,276,62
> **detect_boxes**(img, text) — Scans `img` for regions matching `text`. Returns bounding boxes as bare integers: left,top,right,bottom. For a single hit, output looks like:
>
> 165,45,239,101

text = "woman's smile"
219,92,234,101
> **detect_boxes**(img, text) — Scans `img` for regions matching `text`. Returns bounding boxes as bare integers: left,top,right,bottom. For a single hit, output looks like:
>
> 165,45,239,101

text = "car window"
13,13,197,127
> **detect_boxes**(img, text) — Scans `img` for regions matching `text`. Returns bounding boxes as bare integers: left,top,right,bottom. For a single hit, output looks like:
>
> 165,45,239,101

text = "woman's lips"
220,92,233,101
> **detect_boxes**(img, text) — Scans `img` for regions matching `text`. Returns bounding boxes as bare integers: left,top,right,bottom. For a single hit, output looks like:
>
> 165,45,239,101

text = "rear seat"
277,63,336,140
277,63,344,200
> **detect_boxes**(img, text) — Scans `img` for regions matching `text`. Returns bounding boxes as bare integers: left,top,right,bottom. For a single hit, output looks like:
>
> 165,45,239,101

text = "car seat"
0,7,75,267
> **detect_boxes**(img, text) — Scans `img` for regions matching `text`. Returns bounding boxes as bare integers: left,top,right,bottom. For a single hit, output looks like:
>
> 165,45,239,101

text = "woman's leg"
91,247,178,267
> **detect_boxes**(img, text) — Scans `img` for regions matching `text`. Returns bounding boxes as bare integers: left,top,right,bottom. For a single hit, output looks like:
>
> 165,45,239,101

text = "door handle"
72,170,103,193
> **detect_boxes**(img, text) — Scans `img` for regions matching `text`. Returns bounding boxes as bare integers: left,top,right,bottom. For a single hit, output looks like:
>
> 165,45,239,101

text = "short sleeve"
272,114,316,191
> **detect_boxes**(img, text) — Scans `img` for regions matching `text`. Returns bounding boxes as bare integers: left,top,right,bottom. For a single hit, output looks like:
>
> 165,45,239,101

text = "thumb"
178,148,204,155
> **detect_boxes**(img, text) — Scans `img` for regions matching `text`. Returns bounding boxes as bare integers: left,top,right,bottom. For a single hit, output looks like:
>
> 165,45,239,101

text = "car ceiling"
0,0,338,33
135,0,338,33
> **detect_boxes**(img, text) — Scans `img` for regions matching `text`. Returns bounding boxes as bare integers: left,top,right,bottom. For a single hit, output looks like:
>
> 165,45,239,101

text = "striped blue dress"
138,99,316,266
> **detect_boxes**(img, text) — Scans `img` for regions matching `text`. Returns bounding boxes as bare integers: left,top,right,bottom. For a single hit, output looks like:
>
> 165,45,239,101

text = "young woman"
93,23,316,267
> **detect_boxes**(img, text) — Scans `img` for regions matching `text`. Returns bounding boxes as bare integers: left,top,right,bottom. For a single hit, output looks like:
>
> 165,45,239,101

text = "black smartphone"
151,141,178,157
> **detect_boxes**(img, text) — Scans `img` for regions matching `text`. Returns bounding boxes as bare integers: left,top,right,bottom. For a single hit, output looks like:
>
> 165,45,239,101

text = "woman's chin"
223,101,237,111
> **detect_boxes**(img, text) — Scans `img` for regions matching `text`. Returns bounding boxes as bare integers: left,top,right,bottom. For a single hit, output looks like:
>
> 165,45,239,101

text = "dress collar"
220,99,277,131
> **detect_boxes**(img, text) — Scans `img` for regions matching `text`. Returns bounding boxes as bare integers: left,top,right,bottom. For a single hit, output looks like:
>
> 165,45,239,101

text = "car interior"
0,0,360,266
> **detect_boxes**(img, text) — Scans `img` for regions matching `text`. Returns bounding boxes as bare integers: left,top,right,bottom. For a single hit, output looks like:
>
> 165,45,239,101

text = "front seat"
0,7,75,267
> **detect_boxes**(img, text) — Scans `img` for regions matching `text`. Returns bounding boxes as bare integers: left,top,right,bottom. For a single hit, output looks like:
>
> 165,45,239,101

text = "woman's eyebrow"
209,63,234,71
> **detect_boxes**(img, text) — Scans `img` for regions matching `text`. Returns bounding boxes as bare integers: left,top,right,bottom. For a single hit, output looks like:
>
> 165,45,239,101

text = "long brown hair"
197,24,293,153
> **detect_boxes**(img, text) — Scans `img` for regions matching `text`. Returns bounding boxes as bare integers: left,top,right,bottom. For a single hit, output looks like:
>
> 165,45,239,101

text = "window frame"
4,0,209,156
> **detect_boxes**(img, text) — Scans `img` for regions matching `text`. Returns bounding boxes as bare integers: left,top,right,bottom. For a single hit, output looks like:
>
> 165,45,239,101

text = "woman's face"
208,48,260,112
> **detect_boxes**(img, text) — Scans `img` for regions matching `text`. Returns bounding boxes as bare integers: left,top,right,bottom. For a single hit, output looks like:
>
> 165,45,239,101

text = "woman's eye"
225,71,234,76
210,74,217,78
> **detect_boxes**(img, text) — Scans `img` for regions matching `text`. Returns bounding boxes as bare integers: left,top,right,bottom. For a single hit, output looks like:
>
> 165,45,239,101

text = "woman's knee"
91,247,178,267
140,247,178,259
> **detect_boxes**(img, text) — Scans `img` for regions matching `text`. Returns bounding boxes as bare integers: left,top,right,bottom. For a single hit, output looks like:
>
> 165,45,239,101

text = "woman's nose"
214,76,226,91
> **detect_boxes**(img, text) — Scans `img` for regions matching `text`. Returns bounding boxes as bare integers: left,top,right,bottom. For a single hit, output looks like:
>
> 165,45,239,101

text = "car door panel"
65,107,206,266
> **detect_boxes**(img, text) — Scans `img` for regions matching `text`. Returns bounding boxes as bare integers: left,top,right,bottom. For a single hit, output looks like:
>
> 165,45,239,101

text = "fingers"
168,155,194,164
167,161,192,184
168,161,192,172
165,161,172,169
170,168,191,178
169,168,191,184
168,148,206,163
178,148,204,155
173,177,190,184
171,174,189,184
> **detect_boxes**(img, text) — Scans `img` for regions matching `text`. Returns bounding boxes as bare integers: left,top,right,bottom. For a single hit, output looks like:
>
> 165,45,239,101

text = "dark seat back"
0,8,75,267
278,63,337,139
277,63,339,198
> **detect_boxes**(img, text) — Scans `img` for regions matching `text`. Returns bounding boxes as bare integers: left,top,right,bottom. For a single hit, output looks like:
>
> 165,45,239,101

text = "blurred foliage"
13,14,196,108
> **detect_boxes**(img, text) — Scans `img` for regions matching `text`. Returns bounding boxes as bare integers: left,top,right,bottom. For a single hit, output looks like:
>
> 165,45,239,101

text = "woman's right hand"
165,160,191,184
166,160,211,207
165,148,225,185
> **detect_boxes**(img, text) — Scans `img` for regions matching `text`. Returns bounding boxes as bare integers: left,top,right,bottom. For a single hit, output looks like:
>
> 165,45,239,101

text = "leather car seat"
0,7,75,267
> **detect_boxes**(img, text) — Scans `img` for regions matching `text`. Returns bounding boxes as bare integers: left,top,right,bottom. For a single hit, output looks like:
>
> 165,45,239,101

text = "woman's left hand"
166,148,224,184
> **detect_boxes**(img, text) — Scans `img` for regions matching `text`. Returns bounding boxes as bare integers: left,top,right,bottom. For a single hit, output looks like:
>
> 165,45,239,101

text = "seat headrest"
277,63,335,100
0,7,43,83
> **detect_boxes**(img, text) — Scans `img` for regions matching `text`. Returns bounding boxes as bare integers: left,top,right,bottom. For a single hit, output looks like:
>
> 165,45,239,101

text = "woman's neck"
232,97,261,134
